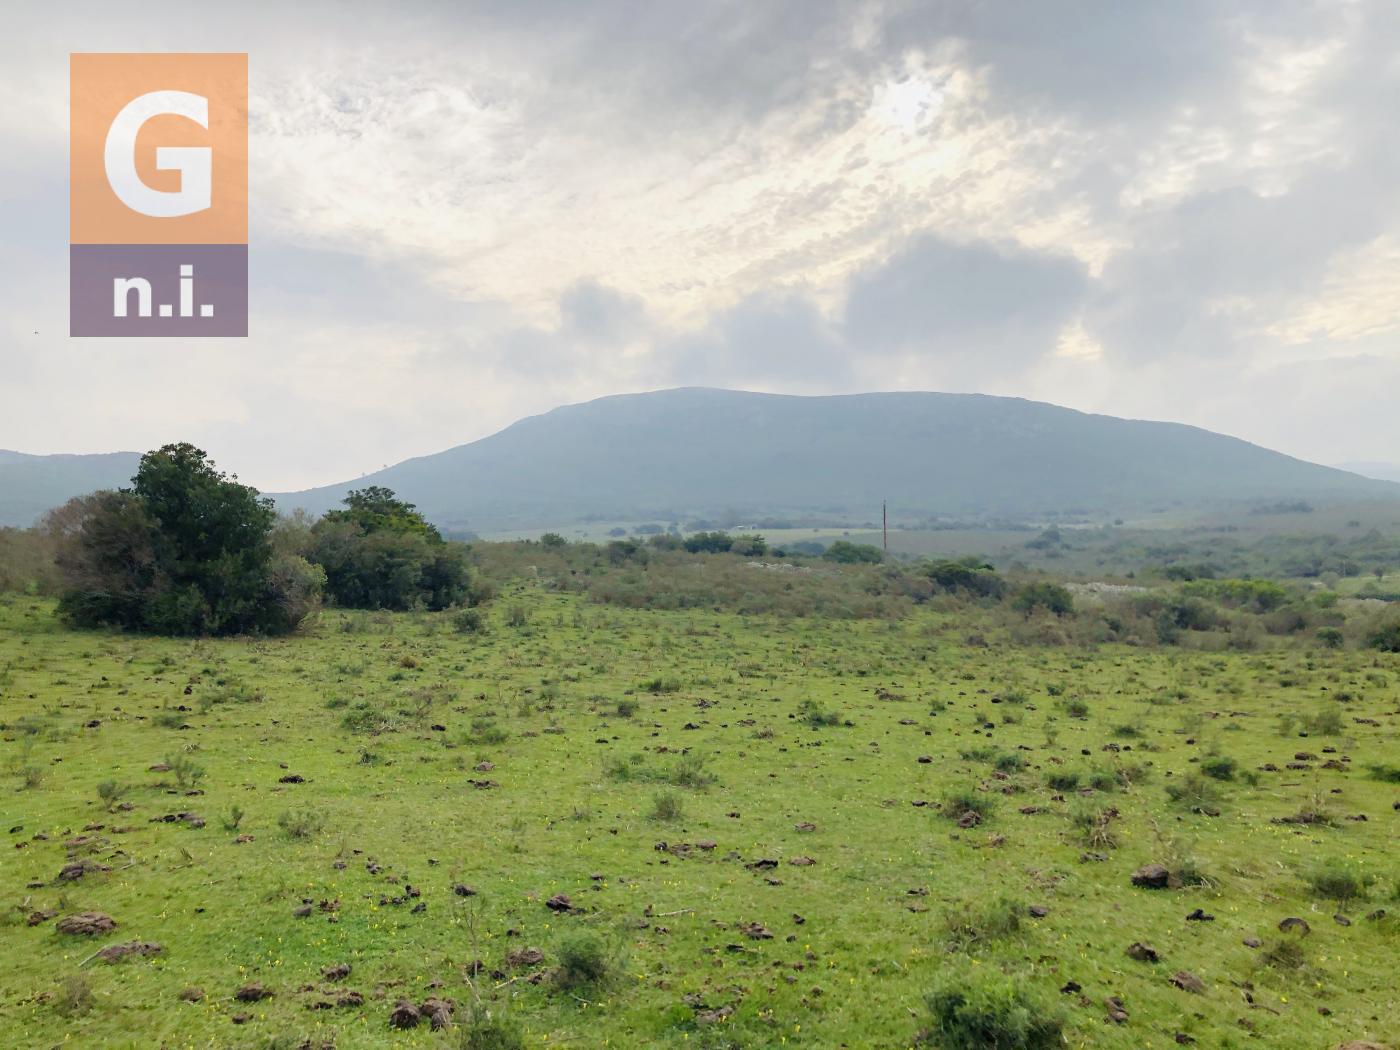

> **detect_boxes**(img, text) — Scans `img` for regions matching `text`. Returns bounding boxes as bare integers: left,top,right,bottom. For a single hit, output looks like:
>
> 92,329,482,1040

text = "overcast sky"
2,1,1398,489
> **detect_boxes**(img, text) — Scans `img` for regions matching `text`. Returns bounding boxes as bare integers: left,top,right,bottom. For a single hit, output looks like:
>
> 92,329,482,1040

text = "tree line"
48,444,473,636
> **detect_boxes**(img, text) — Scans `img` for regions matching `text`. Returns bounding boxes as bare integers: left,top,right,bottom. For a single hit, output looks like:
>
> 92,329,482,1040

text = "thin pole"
882,500,888,552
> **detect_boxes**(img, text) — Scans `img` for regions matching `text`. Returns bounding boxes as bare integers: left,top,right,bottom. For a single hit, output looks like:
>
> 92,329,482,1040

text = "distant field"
1,589,1396,1047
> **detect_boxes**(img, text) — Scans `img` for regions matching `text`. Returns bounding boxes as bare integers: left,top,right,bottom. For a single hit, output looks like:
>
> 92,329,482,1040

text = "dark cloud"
558,281,649,345
844,234,1087,362
667,291,850,389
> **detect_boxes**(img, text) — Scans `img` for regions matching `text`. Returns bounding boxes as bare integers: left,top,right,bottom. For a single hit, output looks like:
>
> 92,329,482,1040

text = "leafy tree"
1367,620,1400,653
320,486,440,540
53,444,320,635
822,540,884,564
1012,581,1074,617
684,531,734,554
309,487,469,611
730,533,768,557
925,557,1005,598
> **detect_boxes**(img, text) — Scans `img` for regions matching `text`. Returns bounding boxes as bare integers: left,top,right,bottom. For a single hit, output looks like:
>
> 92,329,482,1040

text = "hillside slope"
274,388,1398,530
0,451,141,527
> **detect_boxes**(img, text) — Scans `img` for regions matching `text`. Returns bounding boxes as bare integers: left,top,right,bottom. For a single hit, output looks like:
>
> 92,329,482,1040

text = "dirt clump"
55,912,116,935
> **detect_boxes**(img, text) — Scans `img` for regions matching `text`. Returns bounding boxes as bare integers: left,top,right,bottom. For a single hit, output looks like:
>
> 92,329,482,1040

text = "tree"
925,557,1005,598
684,531,734,554
52,444,320,635
1012,581,1074,618
822,540,884,565
730,534,768,557
309,487,469,611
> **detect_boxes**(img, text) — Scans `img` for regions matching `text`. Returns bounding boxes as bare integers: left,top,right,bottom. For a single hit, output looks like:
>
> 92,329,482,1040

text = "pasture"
1,588,1396,1048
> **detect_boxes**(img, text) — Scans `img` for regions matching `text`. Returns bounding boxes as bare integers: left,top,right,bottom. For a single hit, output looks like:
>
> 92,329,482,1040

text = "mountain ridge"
271,388,1397,531
4,389,1395,531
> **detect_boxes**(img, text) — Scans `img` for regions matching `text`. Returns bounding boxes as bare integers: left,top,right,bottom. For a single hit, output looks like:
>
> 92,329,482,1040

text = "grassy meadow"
1,585,1397,1048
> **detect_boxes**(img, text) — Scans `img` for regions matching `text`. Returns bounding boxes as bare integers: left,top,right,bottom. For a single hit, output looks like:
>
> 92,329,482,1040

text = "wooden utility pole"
882,500,888,552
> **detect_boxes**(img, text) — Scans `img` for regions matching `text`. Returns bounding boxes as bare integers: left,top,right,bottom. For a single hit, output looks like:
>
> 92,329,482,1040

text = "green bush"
1200,755,1237,781
52,444,320,636
277,808,326,839
650,791,684,822
553,931,614,990
945,895,1025,947
924,968,1064,1050
459,1010,526,1050
822,540,884,564
453,608,487,634
1305,862,1373,902
1013,582,1074,617
1164,772,1224,813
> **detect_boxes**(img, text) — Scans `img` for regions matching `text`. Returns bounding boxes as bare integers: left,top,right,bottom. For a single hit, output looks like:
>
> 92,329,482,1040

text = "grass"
0,588,1395,1047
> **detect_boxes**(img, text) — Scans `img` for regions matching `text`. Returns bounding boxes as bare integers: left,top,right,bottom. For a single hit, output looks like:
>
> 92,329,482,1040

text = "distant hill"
274,388,1400,531
0,451,141,528
1336,461,1400,484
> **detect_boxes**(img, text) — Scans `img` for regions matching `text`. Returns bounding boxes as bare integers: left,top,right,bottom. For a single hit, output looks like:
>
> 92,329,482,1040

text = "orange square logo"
70,53,247,245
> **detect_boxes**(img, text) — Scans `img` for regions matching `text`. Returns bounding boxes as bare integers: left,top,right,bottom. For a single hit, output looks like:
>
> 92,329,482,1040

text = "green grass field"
1,588,1396,1048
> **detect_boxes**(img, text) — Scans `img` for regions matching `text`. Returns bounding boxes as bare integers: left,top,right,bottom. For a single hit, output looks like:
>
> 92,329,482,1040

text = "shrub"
669,753,716,789
1164,773,1224,813
553,931,614,990
1071,803,1118,849
799,699,842,728
1368,764,1400,784
1045,771,1080,792
165,753,206,789
1013,582,1074,617
1366,620,1400,652
1315,626,1344,649
925,558,1005,599
459,1010,526,1050
54,974,94,1017
650,791,685,822
615,698,639,718
945,895,1025,947
96,779,128,809
277,808,325,839
341,703,397,734
822,540,884,564
939,787,993,824
453,608,487,634
1305,862,1373,902
923,968,1064,1050
1200,755,1237,781
1262,939,1306,970
993,752,1026,773
1303,707,1343,735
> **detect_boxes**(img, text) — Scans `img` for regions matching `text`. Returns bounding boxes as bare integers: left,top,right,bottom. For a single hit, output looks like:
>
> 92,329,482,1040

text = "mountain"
1335,461,1400,484
274,388,1400,531
0,451,142,528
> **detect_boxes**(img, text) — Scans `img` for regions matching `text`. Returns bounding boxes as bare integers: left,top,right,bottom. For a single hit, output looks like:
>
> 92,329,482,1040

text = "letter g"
103,90,212,217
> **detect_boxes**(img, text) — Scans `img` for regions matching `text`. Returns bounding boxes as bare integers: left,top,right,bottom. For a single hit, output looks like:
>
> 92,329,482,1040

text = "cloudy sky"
2,1,1398,489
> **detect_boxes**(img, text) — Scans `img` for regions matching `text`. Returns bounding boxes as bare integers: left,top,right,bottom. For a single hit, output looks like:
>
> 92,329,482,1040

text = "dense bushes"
51,444,321,636
925,557,1005,598
823,539,884,564
308,487,471,611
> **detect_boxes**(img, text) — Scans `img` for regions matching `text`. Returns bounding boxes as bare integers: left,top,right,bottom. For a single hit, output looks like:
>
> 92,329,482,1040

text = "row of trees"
51,446,470,637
